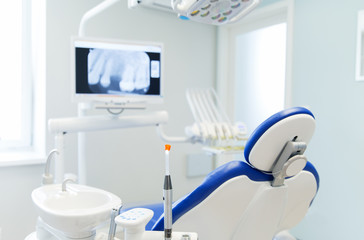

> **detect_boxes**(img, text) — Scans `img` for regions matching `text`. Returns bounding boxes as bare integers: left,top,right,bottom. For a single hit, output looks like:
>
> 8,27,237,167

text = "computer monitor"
72,38,163,106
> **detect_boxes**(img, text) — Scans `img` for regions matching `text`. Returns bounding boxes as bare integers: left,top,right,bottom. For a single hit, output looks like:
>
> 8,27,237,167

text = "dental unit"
112,145,197,240
27,106,319,240
163,145,173,240
183,88,248,153
30,179,122,240
25,1,320,240
156,88,248,154
42,149,59,185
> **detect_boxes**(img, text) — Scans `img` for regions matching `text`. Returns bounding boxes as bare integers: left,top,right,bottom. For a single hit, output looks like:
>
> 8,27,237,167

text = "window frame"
0,0,31,150
0,0,46,166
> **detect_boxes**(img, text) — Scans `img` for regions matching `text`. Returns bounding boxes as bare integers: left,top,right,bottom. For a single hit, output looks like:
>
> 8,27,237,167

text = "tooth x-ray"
88,49,151,94
74,39,162,103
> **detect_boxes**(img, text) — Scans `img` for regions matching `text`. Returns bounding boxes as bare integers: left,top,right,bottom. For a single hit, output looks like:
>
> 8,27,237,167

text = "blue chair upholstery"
244,107,315,168
146,161,319,231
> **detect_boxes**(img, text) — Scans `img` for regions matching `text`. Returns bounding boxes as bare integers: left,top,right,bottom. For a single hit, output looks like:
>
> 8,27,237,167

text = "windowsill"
0,151,46,167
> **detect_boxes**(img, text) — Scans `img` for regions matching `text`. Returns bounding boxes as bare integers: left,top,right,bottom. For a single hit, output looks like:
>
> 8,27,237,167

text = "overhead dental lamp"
128,0,261,25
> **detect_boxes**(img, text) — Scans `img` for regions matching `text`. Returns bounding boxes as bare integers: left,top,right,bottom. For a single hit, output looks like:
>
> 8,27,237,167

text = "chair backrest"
150,107,319,240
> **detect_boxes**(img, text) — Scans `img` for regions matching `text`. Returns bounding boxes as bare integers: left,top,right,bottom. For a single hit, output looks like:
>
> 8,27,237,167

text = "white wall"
290,0,364,239
0,1,216,239
219,0,364,239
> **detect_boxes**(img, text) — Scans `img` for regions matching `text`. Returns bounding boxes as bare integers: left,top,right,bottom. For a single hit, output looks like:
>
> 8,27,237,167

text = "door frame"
216,0,294,120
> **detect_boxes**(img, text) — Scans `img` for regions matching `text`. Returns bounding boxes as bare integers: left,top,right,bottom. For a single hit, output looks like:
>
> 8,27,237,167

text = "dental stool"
140,107,320,240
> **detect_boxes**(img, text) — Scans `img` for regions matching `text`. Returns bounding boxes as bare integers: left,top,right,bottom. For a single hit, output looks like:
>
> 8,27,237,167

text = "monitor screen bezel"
71,37,164,105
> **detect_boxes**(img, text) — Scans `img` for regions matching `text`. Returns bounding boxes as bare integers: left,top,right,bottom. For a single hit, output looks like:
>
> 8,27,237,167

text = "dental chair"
136,107,320,240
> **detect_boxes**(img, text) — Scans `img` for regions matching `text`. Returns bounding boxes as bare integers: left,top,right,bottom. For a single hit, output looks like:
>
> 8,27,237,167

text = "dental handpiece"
164,144,173,240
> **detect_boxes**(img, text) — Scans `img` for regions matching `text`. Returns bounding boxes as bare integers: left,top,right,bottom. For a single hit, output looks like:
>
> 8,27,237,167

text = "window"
0,0,31,149
0,0,45,164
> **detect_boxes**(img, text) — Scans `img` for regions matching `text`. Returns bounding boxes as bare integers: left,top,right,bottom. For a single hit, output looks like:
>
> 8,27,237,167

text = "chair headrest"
244,107,315,173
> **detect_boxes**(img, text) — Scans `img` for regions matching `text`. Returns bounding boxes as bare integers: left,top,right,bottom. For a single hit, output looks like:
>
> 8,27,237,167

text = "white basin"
32,183,122,238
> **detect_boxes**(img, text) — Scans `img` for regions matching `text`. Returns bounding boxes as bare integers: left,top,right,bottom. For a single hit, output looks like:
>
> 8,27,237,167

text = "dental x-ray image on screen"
88,49,151,94
73,38,162,104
